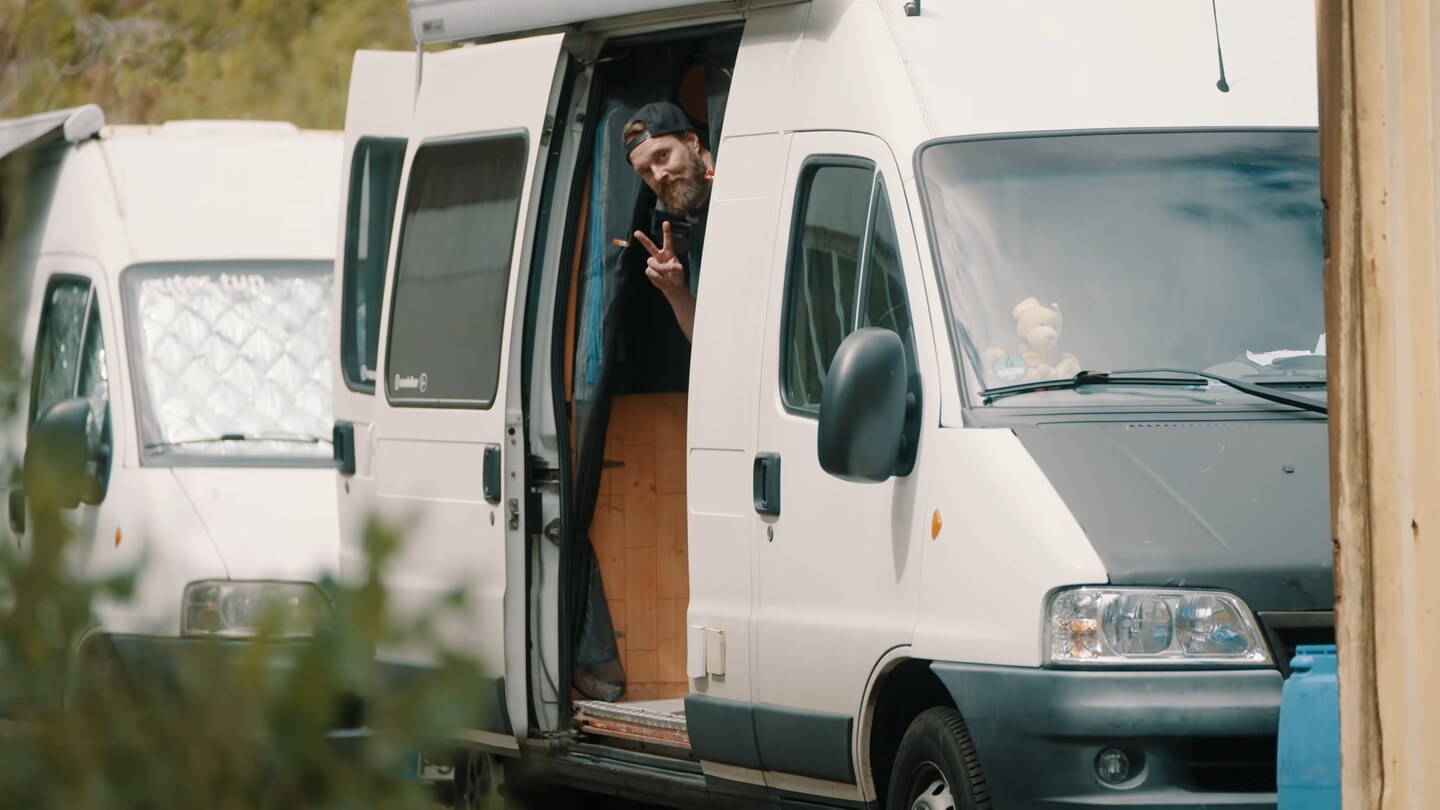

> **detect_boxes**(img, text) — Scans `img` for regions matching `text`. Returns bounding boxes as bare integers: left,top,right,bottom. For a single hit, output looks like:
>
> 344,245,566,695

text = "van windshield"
123,262,333,464
919,130,1325,409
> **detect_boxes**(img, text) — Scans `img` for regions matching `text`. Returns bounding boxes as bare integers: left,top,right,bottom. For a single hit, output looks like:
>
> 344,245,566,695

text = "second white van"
0,107,343,701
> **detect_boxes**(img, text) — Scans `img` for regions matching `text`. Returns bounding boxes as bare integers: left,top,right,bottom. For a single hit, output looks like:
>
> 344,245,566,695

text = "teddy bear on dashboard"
982,297,1081,385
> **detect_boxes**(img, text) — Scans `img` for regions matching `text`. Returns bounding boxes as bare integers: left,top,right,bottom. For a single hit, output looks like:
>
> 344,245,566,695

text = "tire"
886,707,992,810
451,750,495,810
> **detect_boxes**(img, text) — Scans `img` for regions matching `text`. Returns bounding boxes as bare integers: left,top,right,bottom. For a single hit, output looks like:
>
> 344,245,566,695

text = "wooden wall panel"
591,392,690,701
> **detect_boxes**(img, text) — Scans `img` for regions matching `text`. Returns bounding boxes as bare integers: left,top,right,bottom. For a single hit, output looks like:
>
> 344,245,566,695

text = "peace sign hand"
635,221,687,297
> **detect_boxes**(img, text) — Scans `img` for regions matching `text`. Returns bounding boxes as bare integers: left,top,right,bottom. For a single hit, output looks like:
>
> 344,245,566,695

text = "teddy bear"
982,297,1081,384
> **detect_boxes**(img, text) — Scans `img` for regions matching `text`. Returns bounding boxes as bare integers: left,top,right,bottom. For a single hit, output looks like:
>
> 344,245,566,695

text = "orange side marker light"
931,510,942,540
114,528,122,548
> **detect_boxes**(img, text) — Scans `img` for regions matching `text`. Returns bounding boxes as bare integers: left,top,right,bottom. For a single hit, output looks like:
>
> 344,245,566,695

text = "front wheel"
886,707,992,810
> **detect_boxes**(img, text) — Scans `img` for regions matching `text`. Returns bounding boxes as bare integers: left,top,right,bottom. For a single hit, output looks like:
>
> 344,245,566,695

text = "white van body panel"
1,121,342,648
362,33,566,741
687,132,789,710
748,128,936,715
169,467,339,581
910,429,1107,666
98,128,339,264
332,50,419,609
408,0,727,45
894,0,1319,140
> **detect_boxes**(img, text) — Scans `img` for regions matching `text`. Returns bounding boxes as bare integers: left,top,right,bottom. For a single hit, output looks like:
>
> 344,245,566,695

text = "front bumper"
932,663,1282,808
103,633,364,722
108,633,311,687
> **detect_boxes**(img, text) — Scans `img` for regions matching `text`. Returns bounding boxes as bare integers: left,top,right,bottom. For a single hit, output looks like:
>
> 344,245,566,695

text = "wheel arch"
857,651,958,802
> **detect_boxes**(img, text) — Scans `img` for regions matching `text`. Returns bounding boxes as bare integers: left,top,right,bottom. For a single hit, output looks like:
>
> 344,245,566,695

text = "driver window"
30,278,92,425
781,162,918,415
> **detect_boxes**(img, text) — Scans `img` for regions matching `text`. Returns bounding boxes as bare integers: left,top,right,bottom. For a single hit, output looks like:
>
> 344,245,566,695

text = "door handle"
483,444,502,504
333,421,356,476
753,452,781,517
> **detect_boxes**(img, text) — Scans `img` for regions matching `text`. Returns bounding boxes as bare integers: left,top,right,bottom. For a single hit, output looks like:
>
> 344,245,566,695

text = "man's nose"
651,165,670,184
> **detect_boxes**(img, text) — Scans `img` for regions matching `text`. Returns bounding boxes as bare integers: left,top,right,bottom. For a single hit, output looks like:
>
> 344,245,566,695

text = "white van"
0,107,342,699
333,2,1327,807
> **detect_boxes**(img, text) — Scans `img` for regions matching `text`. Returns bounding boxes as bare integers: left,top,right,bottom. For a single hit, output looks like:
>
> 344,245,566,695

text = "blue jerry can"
1277,644,1341,810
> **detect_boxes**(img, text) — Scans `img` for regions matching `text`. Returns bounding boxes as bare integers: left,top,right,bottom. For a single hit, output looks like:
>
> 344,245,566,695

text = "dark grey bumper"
932,663,1282,808
108,633,311,693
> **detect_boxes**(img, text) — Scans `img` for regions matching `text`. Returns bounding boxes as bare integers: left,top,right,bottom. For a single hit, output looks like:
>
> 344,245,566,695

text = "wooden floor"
590,392,690,701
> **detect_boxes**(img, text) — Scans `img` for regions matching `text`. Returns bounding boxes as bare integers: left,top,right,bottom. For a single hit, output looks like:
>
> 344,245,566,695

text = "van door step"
574,699,690,749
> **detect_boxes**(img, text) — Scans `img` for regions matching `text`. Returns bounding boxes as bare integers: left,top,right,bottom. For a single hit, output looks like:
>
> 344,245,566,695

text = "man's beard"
658,148,709,216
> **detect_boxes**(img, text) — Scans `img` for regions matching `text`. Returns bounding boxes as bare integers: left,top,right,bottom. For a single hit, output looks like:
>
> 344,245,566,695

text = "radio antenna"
1211,0,1230,92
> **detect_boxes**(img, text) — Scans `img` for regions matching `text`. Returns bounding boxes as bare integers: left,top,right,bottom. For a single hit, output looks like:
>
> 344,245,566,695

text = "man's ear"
684,131,703,152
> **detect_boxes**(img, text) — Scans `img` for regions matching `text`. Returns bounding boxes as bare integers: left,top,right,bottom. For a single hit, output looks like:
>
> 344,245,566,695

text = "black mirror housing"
25,397,109,511
817,328,909,483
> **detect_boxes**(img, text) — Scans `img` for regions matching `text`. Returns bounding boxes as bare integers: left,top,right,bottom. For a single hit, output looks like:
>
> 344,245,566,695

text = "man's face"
628,132,709,216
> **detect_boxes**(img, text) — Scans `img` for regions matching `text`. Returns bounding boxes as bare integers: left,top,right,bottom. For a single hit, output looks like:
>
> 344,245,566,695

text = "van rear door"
333,49,415,602
367,34,567,744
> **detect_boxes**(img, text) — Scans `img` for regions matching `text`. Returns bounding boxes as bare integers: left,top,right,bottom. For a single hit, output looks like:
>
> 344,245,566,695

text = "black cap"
624,102,696,158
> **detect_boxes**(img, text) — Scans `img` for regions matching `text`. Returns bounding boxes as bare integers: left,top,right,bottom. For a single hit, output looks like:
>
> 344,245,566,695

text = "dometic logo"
394,372,430,393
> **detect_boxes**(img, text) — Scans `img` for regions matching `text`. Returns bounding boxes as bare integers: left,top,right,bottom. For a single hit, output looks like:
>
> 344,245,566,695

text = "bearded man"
623,101,715,341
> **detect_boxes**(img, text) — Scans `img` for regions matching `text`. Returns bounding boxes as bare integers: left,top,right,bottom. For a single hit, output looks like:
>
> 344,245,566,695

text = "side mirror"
25,397,110,511
818,328,909,483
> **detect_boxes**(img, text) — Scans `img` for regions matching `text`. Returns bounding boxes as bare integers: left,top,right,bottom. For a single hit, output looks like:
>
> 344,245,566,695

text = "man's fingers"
648,257,681,274
633,229,661,257
646,258,683,289
661,220,673,254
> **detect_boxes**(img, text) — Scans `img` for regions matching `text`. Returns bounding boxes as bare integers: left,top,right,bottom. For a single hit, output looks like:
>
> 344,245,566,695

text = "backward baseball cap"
623,101,697,159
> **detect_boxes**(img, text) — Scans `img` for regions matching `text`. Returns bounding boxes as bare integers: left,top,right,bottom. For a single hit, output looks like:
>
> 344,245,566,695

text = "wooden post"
1320,0,1440,806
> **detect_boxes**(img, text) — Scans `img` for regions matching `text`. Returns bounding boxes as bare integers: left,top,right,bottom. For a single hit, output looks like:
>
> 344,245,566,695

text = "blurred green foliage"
0,6,539,807
0,0,412,127
0,511,496,809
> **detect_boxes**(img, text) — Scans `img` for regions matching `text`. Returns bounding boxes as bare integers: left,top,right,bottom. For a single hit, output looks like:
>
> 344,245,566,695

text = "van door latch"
482,444,502,504
753,452,781,517
507,498,521,530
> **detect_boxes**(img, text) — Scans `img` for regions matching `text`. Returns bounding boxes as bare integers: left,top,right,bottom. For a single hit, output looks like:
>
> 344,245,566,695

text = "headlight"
1046,587,1271,666
182,580,331,638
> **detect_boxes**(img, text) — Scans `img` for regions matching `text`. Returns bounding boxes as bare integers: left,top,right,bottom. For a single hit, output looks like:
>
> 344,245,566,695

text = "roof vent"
159,120,301,137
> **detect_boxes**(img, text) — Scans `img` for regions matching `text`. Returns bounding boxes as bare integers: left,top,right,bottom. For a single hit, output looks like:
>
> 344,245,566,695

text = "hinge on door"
540,114,556,147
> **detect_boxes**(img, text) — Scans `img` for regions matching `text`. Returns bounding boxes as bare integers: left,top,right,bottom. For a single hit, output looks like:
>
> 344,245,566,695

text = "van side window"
859,179,918,371
77,297,111,451
385,136,526,406
30,278,92,425
781,162,917,414
341,137,406,392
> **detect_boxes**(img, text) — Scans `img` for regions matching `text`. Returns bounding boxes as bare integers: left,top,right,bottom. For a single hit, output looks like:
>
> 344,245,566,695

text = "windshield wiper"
146,432,332,451
981,368,1327,415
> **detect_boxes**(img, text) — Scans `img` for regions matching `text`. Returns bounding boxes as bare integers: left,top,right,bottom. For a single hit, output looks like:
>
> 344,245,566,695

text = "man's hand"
633,220,696,341
635,221,687,297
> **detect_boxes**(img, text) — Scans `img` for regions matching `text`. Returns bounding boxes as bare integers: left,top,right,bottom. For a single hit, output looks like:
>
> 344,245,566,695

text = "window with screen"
385,136,527,406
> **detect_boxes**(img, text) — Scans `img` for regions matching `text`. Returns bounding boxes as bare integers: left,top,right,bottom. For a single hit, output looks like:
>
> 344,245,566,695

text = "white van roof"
0,104,105,162
893,0,1318,138
95,125,342,266
407,0,730,45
